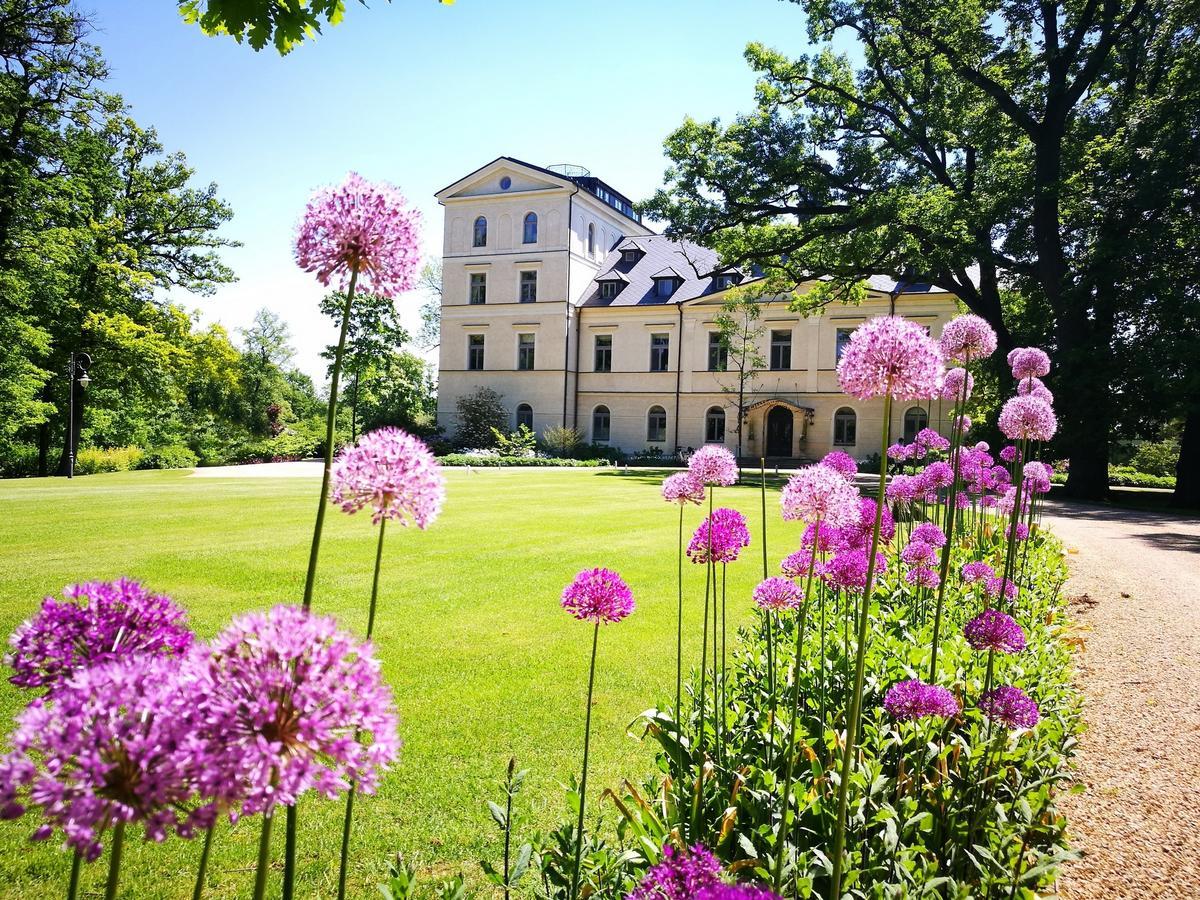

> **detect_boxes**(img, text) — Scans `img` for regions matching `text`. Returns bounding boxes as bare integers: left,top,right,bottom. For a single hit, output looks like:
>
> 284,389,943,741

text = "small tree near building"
713,291,766,462
455,387,507,449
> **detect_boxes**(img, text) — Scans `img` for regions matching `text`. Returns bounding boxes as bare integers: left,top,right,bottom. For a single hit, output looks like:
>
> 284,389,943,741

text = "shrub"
1130,439,1179,477
540,425,584,458
74,446,144,475
455,388,508,449
0,444,40,478
437,454,609,468
136,445,199,470
491,425,537,457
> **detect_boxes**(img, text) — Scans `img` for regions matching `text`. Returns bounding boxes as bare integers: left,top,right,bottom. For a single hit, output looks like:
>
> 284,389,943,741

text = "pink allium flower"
1007,347,1051,381
962,561,995,582
688,445,738,486
6,579,193,693
1006,522,1030,541
999,396,1058,442
695,887,782,900
905,566,941,588
821,450,858,481
839,497,896,549
985,576,1018,602
941,367,975,401
887,442,913,462
0,655,210,861
883,679,960,721
955,414,972,433
295,172,422,298
330,427,445,528
964,609,1026,653
202,605,401,816
979,686,1040,729
975,441,990,451
753,577,803,612
661,472,706,505
821,549,887,590
561,568,635,624
939,315,998,363
780,550,818,579
915,428,950,454
1022,461,1053,494
628,843,721,900
836,316,945,400
999,445,1018,463
886,474,919,505
780,464,860,527
911,522,947,547
901,540,935,567
801,521,840,553
1017,376,1054,405
687,508,751,564
921,461,954,490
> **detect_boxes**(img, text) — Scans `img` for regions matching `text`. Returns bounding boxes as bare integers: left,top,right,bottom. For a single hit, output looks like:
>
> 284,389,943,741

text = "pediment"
436,157,573,201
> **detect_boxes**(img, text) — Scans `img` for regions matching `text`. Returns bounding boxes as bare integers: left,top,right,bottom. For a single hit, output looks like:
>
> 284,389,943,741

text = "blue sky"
93,0,826,381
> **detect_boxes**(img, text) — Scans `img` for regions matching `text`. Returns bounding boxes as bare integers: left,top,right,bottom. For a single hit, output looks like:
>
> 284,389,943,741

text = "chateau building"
435,157,962,461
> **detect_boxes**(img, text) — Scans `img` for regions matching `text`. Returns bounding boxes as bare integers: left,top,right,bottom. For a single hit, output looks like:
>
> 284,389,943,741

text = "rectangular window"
469,272,487,305
519,270,537,303
623,250,638,264
656,278,676,299
835,327,854,361
517,333,535,370
647,407,667,442
649,333,670,372
594,335,612,372
708,333,728,372
467,334,485,371
599,281,619,300
770,330,792,370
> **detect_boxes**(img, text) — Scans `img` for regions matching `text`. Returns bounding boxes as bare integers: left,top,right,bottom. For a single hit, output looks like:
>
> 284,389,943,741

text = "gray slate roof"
582,236,727,307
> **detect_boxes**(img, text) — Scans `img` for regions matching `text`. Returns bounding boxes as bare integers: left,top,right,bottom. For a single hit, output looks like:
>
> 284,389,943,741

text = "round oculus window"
499,176,512,190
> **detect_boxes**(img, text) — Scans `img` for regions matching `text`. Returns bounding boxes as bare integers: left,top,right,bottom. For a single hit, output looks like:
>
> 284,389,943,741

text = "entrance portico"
743,398,815,460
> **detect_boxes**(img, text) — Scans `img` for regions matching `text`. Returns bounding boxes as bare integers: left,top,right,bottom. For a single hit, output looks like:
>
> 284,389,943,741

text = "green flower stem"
719,563,727,765
569,621,601,900
999,440,1029,601
765,611,776,769
192,826,214,900
830,392,893,900
676,503,684,721
253,812,274,900
760,458,769,579
771,533,820,893
66,848,82,900
103,821,125,900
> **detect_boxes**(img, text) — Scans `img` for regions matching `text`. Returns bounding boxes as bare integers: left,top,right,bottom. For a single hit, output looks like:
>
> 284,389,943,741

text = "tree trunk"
1173,387,1200,508
1055,305,1111,500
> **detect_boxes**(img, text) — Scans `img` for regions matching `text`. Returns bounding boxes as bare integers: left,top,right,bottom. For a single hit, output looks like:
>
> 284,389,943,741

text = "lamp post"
67,352,92,479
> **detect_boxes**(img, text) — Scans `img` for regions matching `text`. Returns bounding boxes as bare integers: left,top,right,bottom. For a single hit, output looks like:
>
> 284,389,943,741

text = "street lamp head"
78,373,90,388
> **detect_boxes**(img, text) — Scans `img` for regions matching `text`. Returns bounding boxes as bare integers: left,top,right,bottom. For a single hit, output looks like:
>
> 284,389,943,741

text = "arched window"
592,405,611,443
834,407,857,446
473,216,487,248
705,406,725,444
587,223,595,257
647,405,667,442
523,212,538,244
903,406,928,442
516,403,534,431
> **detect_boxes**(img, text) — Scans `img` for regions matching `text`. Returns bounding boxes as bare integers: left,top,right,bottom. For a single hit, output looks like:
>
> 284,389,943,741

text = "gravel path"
1043,499,1200,898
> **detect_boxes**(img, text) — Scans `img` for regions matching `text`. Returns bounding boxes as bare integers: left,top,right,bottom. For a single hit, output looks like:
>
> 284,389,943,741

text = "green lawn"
0,467,791,898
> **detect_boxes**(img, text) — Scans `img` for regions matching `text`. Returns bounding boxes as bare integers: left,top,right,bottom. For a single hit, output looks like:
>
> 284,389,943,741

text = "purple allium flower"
939,315,998,363
999,444,1019,463
695,887,782,900
905,566,941,588
911,522,947,548
999,396,1058,443
753,577,803,612
921,461,954,490
688,445,738,487
688,508,751,564
330,427,445,528
955,414,972,433
961,561,995,583
6,579,193,693
561,568,635,624
901,540,936,567
839,497,896,550
661,472,706,505
628,843,721,900
1006,522,1030,541
1017,376,1054,405
800,521,840,553
202,605,401,816
780,550,818,579
1007,347,1051,381
984,576,1018,602
916,428,950,455
821,450,858,481
941,367,975,401
979,686,1040,729
821,548,887,590
295,172,422,298
836,315,945,401
883,679,961,721
887,442,913,462
1022,461,1053,494
0,655,210,860
886,474,919,505
964,609,1026,654
780,464,861,528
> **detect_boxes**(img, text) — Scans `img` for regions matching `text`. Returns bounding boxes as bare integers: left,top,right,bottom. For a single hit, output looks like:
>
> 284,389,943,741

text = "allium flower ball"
561,568,635,624
915,428,950,454
886,474,919,505
999,445,1019,463
628,843,720,900
985,576,1019,602
964,609,1026,654
695,888,782,900
780,550,818,579
1018,376,1055,405
0,655,210,860
979,686,1040,729
887,442,913,462
883,680,961,721
753,577,803,612
295,172,422,298
688,445,738,486
6,578,193,693
912,522,947,548
780,464,860,528
1022,461,1053,494
836,315,945,401
962,561,995,583
821,450,858,481
901,540,935,567
687,508,751,564
821,548,887,590
840,497,896,549
941,367,975,401
800,521,840,553
999,396,1058,442
1007,347,1051,381
955,414,972,433
203,605,401,816
905,566,940,588
330,427,445,528
661,472,706,505
939,314,998,363
921,460,954,490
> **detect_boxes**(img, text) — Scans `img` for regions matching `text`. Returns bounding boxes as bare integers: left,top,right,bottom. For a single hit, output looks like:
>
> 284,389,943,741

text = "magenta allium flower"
962,561,995,583
915,428,950,454
800,521,840,553
955,414,972,433
886,474,919,505
687,508,751,564
561,568,635,624
1007,347,1051,381
295,172,422,298
0,655,210,860
883,679,960,721
964,609,1026,654
780,550,818,579
780,464,860,528
901,540,935,567
628,843,721,900
1022,461,1053,494
753,577,803,612
821,548,887,590
999,445,1018,463
202,605,401,816
887,442,913,462
836,315,945,400
979,686,1040,729
661,472,706,505
6,579,193,693
821,450,858,481
330,427,445,528
911,522,947,548
688,445,738,487
939,315,998,363
694,887,782,900
921,460,954,490
1006,522,1030,540
985,576,1018,602
1017,376,1054,405
839,497,896,549
941,367,975,401
905,566,941,588
999,396,1058,442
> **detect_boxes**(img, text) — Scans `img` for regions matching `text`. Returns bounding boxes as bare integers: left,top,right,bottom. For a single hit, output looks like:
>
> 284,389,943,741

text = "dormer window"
600,281,621,300
623,250,638,264
715,275,733,290
656,278,678,299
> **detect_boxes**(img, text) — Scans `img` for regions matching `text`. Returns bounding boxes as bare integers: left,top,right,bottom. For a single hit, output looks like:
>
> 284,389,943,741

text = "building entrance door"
766,406,793,457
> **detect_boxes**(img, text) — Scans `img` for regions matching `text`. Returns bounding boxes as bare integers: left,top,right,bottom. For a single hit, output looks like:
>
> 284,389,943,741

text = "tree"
712,290,767,462
454,386,507,449
416,259,442,351
238,308,296,434
644,0,1194,499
